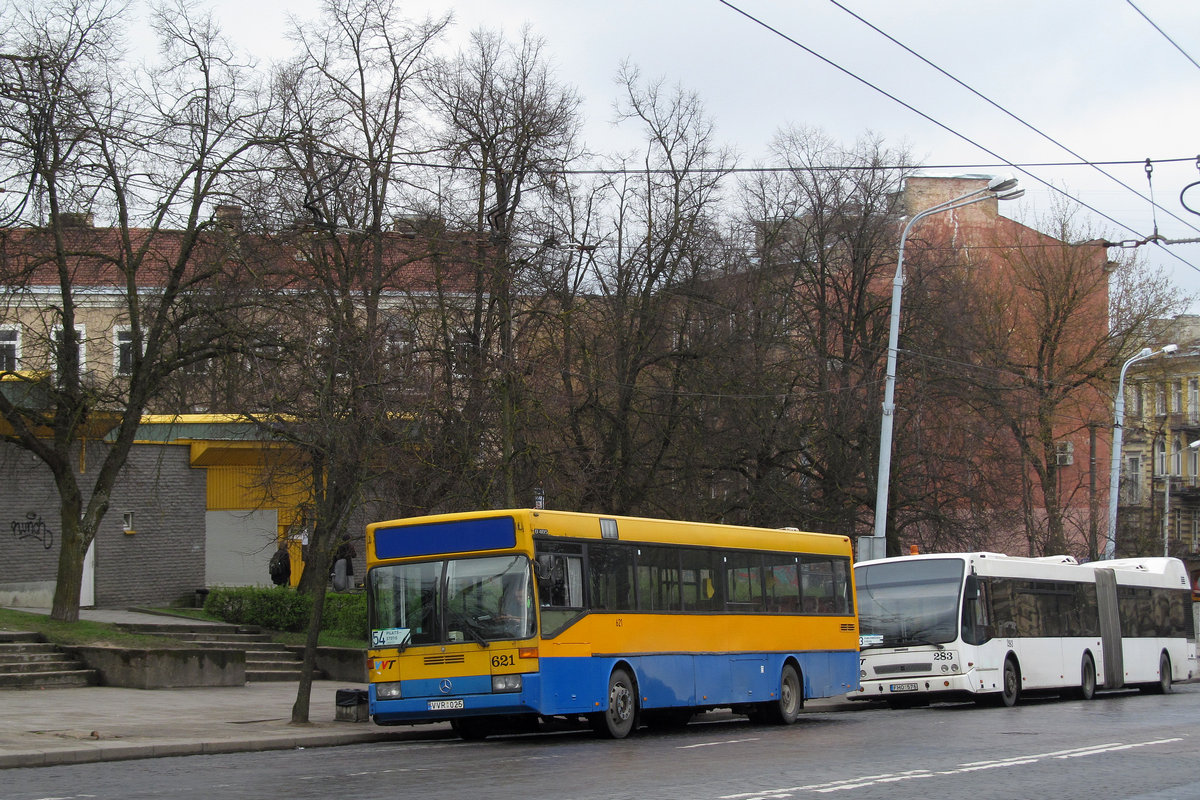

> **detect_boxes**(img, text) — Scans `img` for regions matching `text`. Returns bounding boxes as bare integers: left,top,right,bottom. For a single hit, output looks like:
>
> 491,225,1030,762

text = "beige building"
1117,314,1200,588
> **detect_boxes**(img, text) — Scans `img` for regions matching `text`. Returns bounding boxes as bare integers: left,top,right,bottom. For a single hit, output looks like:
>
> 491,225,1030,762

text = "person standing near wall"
268,542,291,586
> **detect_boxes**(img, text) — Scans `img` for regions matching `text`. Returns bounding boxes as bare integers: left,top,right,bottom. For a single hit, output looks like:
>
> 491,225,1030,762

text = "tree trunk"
50,518,86,622
291,578,328,725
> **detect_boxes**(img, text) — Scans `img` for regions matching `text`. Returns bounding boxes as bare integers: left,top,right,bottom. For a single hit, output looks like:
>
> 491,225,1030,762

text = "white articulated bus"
853,552,1195,706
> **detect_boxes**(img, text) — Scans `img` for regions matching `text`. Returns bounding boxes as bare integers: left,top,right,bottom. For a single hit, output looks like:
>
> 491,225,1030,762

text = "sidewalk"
0,679,452,769
0,608,859,769
0,681,857,770
0,607,451,769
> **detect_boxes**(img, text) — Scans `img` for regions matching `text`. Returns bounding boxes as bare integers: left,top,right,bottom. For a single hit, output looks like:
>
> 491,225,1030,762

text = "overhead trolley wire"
1125,0,1200,73
826,0,1200,240
715,0,1200,275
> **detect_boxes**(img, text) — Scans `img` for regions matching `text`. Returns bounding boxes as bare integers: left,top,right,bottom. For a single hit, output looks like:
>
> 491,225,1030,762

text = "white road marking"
680,738,762,749
718,737,1185,798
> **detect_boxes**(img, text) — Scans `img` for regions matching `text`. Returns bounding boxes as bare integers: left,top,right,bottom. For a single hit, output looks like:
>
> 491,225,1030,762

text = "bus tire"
450,717,491,740
754,663,802,725
1064,653,1097,701
999,656,1020,707
592,667,637,739
1142,651,1172,695
1078,653,1096,700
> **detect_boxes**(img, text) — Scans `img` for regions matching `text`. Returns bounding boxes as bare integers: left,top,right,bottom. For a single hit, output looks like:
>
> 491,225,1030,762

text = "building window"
1173,382,1183,415
384,325,414,373
0,329,18,372
1124,455,1141,503
451,330,477,379
52,325,86,381
1133,383,1144,420
1192,512,1199,552
114,329,136,375
1156,383,1167,416
1173,437,1183,476
1155,439,1167,476
1191,379,1199,424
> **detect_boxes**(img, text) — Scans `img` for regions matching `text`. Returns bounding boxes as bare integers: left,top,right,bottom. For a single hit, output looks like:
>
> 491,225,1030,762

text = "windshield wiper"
894,638,945,650
859,635,946,650
446,609,490,648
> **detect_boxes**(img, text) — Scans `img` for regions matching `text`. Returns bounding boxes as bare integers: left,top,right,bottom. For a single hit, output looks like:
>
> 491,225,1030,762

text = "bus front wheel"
450,717,491,740
999,657,1020,707
592,667,637,739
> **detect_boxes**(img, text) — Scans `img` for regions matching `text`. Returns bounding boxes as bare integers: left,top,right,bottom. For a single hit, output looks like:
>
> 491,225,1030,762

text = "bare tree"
728,130,910,533
427,25,581,507
239,0,449,724
0,0,268,621
540,66,733,515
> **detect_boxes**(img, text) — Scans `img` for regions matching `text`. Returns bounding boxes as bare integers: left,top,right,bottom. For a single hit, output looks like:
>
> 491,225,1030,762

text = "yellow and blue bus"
366,508,859,739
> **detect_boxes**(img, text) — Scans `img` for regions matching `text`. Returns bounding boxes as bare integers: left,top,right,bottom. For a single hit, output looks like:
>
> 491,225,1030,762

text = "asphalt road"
6,685,1199,800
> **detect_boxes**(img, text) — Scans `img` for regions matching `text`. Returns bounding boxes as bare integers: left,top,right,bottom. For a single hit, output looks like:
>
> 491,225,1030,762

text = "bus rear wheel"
592,667,637,739
1064,653,1096,701
1142,652,1172,694
751,663,802,725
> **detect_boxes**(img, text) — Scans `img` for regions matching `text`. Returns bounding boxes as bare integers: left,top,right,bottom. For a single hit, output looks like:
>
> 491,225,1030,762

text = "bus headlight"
376,681,403,700
492,674,523,693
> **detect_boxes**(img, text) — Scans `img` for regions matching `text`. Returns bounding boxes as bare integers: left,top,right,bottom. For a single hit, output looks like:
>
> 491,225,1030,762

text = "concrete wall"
64,645,245,688
0,441,206,608
286,646,367,682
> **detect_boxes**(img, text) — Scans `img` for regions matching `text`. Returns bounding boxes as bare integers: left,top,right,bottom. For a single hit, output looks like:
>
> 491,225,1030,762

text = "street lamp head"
996,189,1025,201
1136,347,1153,358
987,176,1019,193
1190,440,1200,449
1161,343,1178,354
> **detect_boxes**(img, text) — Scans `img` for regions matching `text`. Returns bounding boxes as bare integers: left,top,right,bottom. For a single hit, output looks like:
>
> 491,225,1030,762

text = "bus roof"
367,508,853,559
855,551,1190,587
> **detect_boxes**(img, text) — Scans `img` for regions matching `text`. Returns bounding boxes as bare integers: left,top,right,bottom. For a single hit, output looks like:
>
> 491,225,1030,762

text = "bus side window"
536,554,583,608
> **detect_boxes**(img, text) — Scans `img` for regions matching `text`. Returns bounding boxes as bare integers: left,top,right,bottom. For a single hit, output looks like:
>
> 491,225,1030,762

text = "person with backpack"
268,542,291,586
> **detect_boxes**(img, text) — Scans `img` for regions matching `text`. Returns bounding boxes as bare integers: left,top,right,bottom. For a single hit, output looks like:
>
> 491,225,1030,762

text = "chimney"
59,212,94,228
215,205,243,229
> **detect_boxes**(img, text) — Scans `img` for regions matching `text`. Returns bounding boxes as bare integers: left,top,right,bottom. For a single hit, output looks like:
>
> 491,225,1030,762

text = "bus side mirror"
964,574,980,600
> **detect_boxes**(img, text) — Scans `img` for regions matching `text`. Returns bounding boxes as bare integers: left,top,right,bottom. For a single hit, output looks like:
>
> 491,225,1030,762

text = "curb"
0,725,449,770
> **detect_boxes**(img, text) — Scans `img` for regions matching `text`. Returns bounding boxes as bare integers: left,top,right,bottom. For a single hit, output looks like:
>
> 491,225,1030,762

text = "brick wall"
0,441,206,607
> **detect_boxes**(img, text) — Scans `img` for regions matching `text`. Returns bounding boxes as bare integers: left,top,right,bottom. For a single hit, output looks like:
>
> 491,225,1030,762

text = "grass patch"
149,608,365,648
0,608,199,648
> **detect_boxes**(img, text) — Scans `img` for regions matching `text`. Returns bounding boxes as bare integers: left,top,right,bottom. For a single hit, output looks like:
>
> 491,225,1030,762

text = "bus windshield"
856,558,964,646
369,554,536,646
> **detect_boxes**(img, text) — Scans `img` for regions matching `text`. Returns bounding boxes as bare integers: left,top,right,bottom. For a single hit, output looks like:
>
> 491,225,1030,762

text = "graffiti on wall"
11,512,54,550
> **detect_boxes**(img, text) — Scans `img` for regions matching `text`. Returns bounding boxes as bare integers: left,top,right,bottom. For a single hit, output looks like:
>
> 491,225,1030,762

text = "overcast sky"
149,0,1200,311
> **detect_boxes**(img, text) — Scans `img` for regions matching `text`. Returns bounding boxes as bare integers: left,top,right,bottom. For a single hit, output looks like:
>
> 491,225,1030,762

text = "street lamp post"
863,177,1023,563
1105,344,1177,560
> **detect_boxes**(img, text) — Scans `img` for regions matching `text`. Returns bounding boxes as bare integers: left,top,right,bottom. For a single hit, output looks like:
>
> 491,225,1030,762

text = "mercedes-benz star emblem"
439,679,453,694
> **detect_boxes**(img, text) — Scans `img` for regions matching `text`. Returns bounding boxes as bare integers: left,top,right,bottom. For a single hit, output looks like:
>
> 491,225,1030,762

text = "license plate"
889,683,918,693
428,699,464,711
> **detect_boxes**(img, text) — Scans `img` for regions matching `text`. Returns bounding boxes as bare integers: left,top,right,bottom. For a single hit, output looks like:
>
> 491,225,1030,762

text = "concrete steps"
116,622,318,682
0,632,99,689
